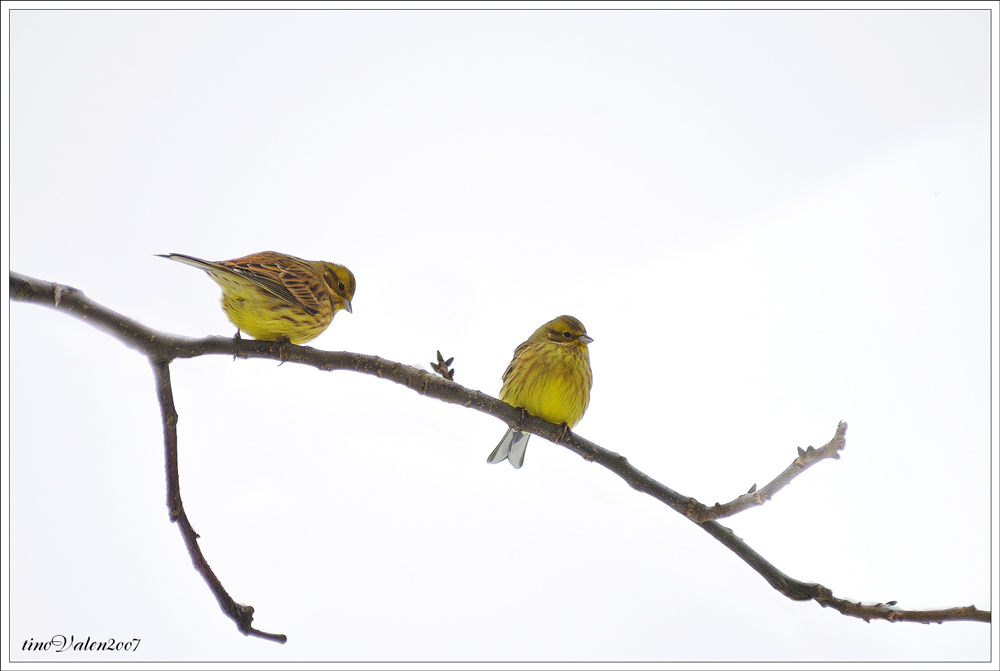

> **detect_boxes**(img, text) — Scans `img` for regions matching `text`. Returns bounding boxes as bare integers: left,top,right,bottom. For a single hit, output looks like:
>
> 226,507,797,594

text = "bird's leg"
516,407,526,432
232,330,247,361
271,336,292,364
556,422,572,444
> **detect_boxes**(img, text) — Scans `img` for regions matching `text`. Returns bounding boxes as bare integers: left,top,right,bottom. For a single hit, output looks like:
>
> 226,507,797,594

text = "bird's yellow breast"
212,273,329,344
500,342,591,428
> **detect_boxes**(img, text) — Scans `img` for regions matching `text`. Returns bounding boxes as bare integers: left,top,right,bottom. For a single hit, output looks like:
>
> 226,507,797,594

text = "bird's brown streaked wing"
501,339,532,383
222,256,325,315
274,262,327,314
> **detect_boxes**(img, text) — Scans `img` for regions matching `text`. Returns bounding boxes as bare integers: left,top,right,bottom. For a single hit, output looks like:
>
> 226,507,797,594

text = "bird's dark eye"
563,332,572,338
338,282,346,291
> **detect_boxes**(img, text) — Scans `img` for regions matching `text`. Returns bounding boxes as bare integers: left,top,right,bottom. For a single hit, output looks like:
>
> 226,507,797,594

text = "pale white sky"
4,4,997,665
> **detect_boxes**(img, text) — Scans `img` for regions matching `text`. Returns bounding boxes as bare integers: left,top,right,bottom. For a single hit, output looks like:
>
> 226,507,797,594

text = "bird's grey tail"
487,427,530,469
155,253,216,272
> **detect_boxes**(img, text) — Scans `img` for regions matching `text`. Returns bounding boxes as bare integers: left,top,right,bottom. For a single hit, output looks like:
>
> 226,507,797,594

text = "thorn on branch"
748,483,757,494
431,350,455,380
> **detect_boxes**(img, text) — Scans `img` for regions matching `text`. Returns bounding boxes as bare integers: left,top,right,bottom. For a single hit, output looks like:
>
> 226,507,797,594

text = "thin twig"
686,422,848,522
150,354,288,641
11,271,991,628
815,595,989,624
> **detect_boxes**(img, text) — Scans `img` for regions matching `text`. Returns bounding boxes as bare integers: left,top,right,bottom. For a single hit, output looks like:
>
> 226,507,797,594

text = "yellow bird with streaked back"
488,315,593,469
158,251,356,345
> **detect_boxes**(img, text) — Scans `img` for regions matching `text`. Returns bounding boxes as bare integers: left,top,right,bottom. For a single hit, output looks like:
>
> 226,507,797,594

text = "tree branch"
151,360,287,643
686,422,848,522
11,270,991,633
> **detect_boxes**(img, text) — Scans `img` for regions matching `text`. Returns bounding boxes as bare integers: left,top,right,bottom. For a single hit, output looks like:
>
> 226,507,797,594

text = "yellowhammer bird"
488,315,593,469
158,251,356,345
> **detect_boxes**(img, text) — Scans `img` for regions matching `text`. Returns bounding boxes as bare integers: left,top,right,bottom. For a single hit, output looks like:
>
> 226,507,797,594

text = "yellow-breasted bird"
488,315,593,469
157,251,356,345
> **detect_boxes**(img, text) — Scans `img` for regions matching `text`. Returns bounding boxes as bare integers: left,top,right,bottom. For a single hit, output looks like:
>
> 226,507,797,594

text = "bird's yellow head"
322,263,357,314
532,315,593,349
